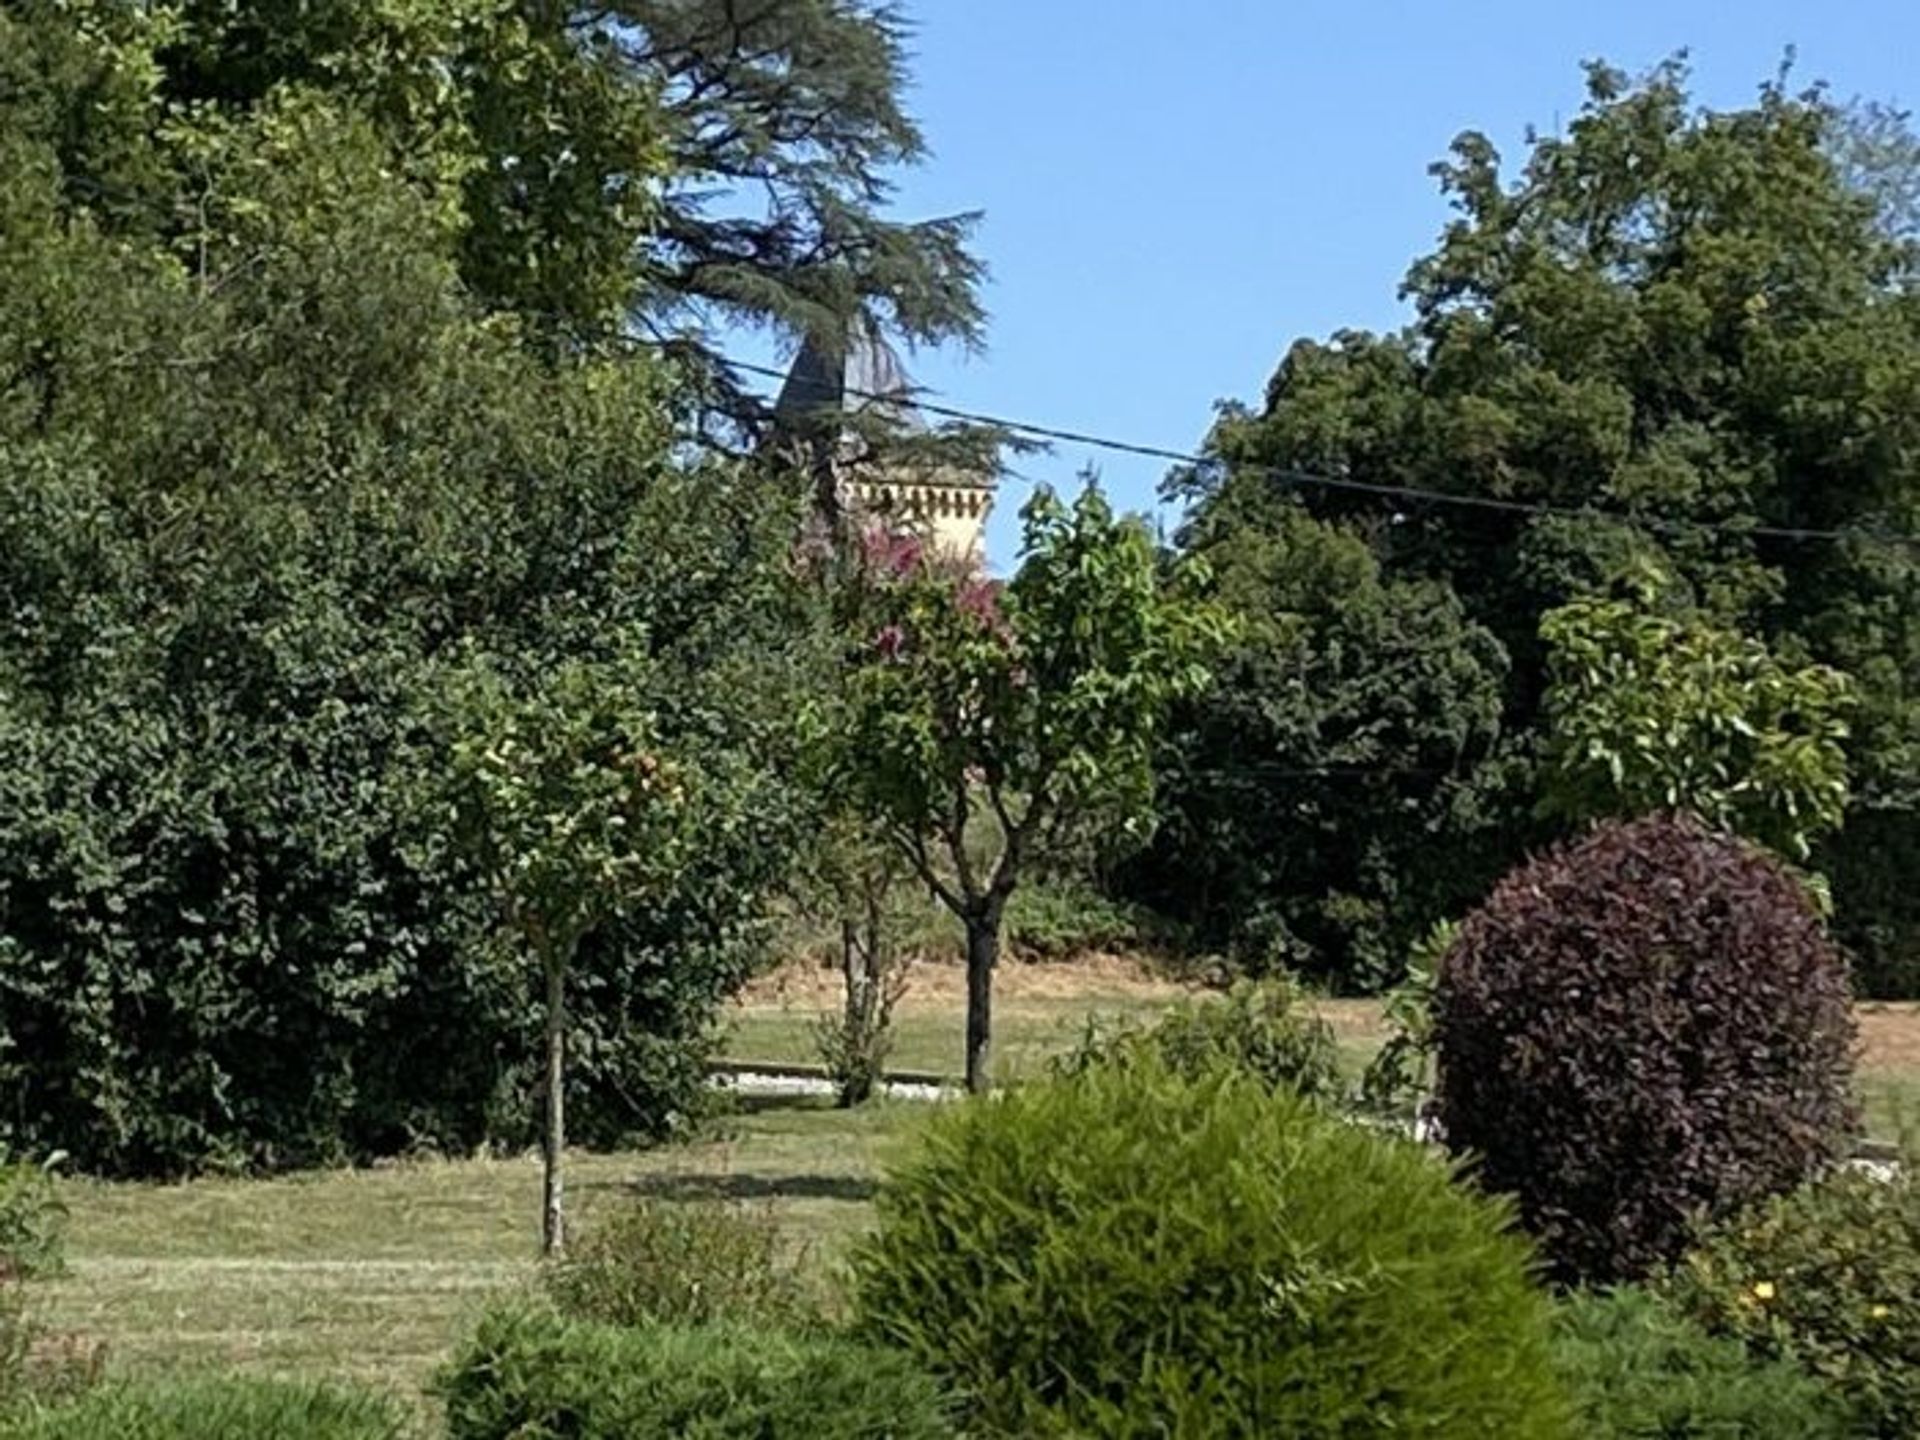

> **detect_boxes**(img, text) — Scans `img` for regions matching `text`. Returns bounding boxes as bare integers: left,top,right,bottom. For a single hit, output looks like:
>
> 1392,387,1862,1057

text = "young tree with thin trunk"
835,487,1225,1092
436,653,691,1255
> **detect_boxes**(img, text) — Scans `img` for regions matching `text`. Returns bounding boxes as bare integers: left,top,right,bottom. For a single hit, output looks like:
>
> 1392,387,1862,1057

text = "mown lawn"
26,966,1920,1415
39,1102,921,1406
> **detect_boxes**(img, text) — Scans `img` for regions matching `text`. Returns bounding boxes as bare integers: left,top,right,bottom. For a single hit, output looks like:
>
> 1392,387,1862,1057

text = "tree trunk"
541,958,567,1257
839,916,873,1108
964,905,1001,1094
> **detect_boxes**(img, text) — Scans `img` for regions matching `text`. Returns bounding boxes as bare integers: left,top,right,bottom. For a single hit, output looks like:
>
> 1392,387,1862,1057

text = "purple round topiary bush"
1432,813,1857,1285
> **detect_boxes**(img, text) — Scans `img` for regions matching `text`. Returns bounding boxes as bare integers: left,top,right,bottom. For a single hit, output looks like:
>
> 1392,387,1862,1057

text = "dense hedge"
852,1056,1570,1437
1433,815,1857,1284
441,1310,953,1439
0,72,808,1175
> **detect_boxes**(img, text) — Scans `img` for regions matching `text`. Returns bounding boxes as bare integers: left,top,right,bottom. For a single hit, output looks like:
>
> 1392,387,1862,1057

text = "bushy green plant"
1004,878,1145,959
545,1197,814,1329
812,964,906,1107
1358,919,1451,1116
1540,564,1856,864
441,1308,953,1439
1553,1286,1851,1437
1054,977,1343,1103
852,1056,1570,1437
1662,1166,1920,1437
0,1376,407,1438
1433,815,1857,1284
0,1154,63,1281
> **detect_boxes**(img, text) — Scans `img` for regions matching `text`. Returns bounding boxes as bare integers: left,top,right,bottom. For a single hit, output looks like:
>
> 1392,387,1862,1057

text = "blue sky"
748,2,1920,567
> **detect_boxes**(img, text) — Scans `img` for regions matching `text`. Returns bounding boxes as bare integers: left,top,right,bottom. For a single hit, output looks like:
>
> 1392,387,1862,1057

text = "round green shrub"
442,1309,954,1439
850,1056,1570,1438
1662,1166,1920,1437
1432,814,1856,1284
1552,1286,1851,1437
1052,976,1343,1102
545,1196,814,1329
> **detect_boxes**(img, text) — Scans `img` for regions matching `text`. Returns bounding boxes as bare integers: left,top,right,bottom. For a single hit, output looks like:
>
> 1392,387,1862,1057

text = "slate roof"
773,322,926,433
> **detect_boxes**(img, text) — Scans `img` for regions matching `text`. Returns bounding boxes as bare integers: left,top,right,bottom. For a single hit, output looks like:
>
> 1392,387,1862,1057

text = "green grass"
720,995,1178,1082
36,1103,923,1405
1861,1073,1920,1145
22,985,1918,1419
726,995,1920,1145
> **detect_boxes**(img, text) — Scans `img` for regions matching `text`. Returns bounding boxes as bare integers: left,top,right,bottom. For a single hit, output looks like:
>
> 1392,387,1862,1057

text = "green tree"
24,0,982,377
1170,59,1920,990
836,488,1224,1091
0,19,812,1173
433,654,696,1256
1540,564,1856,861
1124,498,1513,986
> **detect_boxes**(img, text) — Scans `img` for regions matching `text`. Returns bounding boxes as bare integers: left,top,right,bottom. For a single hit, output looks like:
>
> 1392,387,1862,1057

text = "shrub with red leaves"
1432,813,1857,1286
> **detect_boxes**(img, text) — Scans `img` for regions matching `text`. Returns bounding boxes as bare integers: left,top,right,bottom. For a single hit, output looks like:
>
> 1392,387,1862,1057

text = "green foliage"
1434,815,1858,1285
1552,1286,1852,1438
1163,59,1920,994
0,1376,408,1439
851,1056,1570,1438
545,1198,814,1331
104,0,981,405
0,1155,92,1420
844,491,1221,865
429,645,709,1248
1055,978,1343,1103
836,488,1226,1087
788,816,915,1107
431,652,698,970
812,951,907,1108
0,1154,63,1282
1357,919,1451,1116
1541,564,1856,862
1833,99,1920,243
1003,876,1146,959
1824,810,1920,997
0,1286,26,1415
1664,1167,1920,1438
442,1308,954,1440
0,17,811,1175
1127,500,1514,989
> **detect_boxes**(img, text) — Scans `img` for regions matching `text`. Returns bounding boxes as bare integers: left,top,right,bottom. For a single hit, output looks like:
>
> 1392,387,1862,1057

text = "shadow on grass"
614,1172,880,1204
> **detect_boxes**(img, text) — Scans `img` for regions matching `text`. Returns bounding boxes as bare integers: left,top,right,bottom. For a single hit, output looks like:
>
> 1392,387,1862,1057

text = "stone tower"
773,325,996,564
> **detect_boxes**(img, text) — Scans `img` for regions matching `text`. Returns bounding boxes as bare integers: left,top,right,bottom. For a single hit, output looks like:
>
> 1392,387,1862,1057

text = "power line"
30,162,1920,549
654,338,1920,554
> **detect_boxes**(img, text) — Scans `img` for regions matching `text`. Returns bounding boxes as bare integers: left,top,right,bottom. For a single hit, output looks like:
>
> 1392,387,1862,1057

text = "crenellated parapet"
773,324,997,564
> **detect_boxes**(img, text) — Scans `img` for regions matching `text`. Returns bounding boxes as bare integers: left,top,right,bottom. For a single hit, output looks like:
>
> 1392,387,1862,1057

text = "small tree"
1540,563,1857,862
803,817,914,1107
436,653,692,1255
838,487,1223,1091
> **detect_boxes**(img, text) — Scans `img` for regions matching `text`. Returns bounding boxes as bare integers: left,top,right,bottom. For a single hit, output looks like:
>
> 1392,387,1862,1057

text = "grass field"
40,1102,920,1405
23,958,1920,1415
724,961,1920,1138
